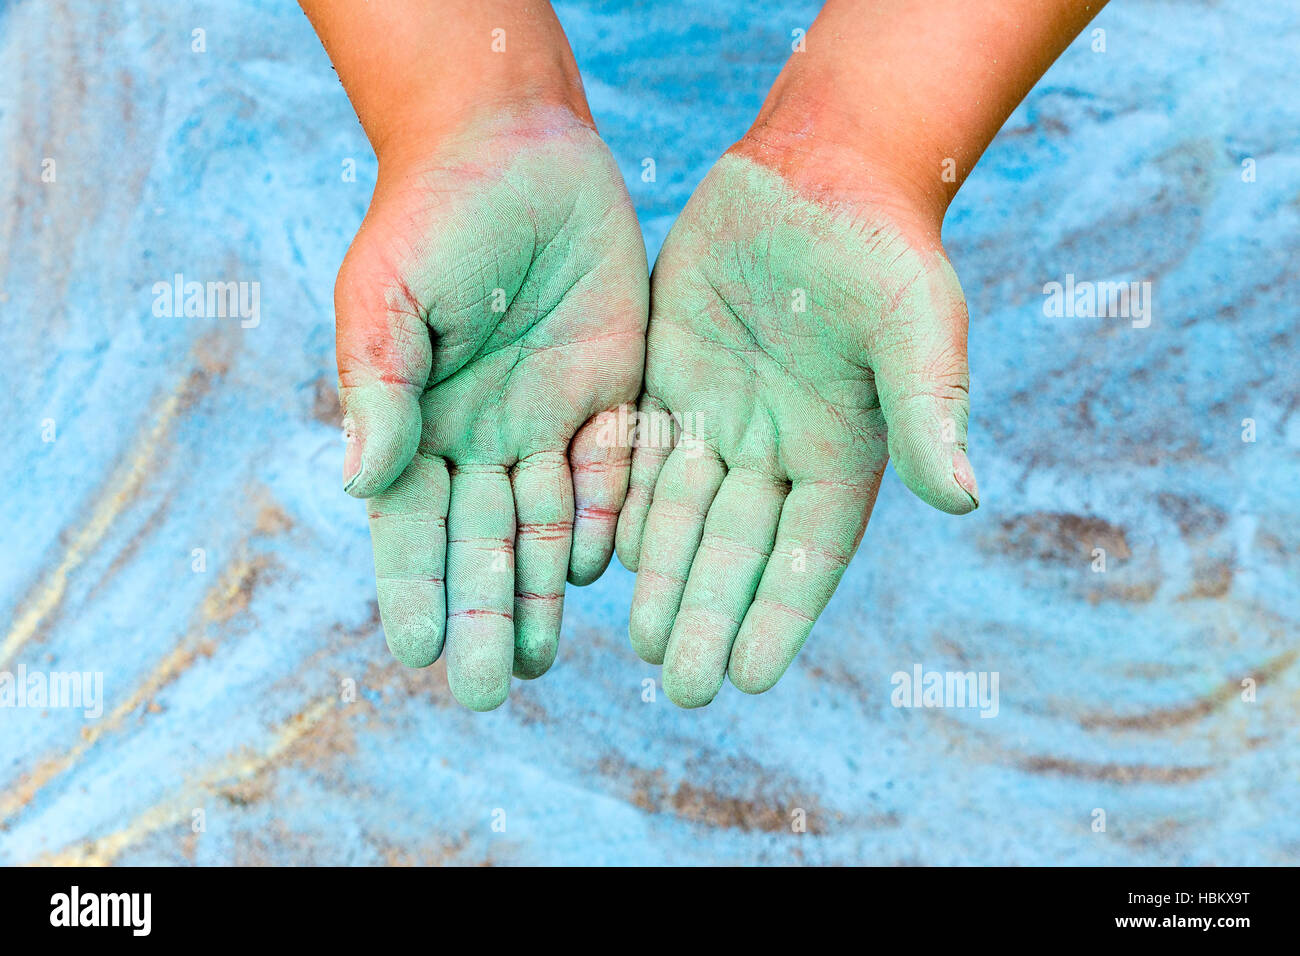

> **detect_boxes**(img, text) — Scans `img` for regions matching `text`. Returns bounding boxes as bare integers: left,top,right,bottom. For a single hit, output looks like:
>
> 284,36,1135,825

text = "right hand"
337,107,648,711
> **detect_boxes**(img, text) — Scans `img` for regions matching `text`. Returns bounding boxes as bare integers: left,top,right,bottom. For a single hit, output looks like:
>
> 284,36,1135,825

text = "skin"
301,1,647,710
301,0,1107,711
617,151,973,707
619,0,1108,707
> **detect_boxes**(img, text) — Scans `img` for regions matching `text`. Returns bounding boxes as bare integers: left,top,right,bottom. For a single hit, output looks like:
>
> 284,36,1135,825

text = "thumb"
335,249,430,499
873,258,979,516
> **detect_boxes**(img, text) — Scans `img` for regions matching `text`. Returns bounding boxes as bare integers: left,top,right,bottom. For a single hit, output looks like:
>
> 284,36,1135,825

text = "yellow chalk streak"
0,380,192,669
29,696,336,867
0,640,205,822
0,554,267,823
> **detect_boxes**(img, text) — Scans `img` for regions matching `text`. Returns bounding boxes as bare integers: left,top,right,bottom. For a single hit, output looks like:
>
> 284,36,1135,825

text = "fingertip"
566,549,612,587
662,667,721,709
378,590,445,668
456,684,511,713
341,398,422,498
726,644,783,696
614,507,644,572
891,444,979,516
386,636,443,670
628,602,668,665
447,643,513,710
512,648,557,681
952,448,980,510
512,602,562,683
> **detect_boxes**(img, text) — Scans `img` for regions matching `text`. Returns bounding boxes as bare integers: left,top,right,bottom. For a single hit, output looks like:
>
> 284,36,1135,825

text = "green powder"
618,153,977,707
341,115,648,710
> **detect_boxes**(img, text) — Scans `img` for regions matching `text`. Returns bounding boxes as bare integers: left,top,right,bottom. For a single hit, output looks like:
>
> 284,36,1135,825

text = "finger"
367,452,450,668
872,256,978,514
661,468,785,708
510,451,574,680
614,396,676,572
444,464,515,711
627,442,725,665
568,406,633,586
335,250,430,498
728,477,877,695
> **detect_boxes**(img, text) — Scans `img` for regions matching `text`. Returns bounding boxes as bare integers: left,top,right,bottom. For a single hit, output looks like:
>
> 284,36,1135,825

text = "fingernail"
952,449,979,508
343,417,362,491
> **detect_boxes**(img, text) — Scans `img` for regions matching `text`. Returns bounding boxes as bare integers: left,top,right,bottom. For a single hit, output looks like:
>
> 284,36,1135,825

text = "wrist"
304,0,593,176
372,68,593,177
730,79,950,239
732,0,1108,231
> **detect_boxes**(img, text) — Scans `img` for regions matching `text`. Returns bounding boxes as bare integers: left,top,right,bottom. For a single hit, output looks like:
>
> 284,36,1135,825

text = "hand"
616,139,977,708
338,108,647,710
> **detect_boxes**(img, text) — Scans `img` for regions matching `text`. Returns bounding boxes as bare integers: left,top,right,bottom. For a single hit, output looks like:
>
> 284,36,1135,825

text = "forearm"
298,0,591,167
741,0,1107,225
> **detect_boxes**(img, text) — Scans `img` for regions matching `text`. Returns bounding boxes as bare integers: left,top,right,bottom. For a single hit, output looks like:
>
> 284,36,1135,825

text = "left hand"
616,141,979,708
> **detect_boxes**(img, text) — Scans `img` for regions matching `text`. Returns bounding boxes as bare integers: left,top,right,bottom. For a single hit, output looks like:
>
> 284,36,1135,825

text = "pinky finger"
568,406,633,586
614,396,676,572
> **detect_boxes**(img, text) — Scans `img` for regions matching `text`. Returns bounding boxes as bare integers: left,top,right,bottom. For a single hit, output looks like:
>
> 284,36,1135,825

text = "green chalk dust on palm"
338,112,648,711
619,153,978,708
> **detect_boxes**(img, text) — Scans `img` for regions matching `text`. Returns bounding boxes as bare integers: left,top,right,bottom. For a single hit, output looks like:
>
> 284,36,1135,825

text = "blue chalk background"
0,0,1297,864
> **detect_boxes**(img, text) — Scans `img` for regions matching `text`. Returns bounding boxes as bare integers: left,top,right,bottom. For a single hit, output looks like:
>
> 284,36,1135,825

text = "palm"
339,118,647,710
411,136,643,463
617,154,977,707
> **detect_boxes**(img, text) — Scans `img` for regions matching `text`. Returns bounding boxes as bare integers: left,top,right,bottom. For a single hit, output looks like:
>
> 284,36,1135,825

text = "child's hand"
617,141,975,708
340,109,646,711
614,0,1105,708
302,1,648,711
